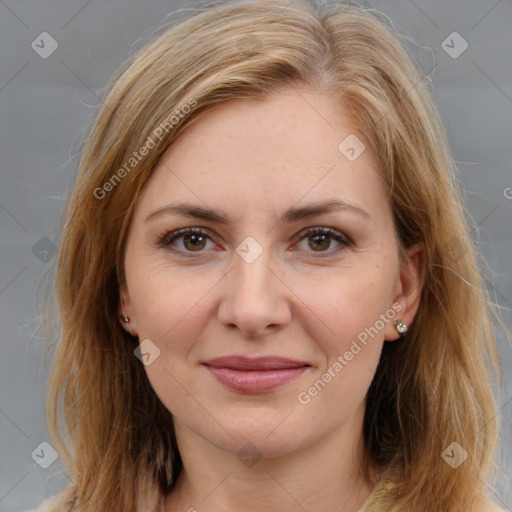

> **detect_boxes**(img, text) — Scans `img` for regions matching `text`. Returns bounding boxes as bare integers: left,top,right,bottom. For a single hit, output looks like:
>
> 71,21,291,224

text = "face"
119,86,423,459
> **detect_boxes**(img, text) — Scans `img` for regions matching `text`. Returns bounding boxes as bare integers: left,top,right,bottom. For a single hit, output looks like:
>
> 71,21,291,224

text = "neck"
165,403,380,512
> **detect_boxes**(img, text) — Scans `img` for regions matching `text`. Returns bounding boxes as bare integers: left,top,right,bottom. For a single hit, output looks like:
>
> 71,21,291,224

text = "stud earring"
394,319,408,335
119,313,135,337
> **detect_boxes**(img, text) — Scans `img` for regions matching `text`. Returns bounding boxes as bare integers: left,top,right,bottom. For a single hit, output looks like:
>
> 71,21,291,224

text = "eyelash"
156,227,351,259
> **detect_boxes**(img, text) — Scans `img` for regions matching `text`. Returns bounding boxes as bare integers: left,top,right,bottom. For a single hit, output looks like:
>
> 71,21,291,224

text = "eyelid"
157,227,211,246
291,227,351,246
157,225,352,258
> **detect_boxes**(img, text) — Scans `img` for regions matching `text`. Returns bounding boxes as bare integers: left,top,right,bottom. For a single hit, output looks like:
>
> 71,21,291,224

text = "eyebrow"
145,198,370,225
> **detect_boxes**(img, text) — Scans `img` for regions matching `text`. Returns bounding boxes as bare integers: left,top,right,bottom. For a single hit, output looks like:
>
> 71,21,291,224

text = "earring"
119,313,135,337
394,319,408,335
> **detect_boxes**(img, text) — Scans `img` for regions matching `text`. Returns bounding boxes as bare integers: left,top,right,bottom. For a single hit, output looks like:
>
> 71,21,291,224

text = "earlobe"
385,242,425,342
117,282,138,337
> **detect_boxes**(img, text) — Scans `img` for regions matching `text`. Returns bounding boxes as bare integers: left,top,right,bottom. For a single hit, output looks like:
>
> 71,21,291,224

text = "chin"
215,432,304,461
203,409,311,459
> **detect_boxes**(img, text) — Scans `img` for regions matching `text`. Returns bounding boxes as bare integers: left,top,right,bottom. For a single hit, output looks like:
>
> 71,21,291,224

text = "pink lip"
202,356,311,393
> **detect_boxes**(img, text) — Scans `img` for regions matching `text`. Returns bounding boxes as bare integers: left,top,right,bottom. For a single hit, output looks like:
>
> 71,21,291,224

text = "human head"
45,1,500,511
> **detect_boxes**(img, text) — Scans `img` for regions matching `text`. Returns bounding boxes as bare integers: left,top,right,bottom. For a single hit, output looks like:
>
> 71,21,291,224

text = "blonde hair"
40,0,503,510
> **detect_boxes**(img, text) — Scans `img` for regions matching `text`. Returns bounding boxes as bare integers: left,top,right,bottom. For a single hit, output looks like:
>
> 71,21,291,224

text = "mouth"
201,356,311,393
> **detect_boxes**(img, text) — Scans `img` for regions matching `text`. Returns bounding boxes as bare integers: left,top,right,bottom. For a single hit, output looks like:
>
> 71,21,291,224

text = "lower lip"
204,365,310,392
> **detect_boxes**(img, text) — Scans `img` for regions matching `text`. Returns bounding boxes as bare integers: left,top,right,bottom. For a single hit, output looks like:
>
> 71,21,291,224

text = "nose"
218,250,292,338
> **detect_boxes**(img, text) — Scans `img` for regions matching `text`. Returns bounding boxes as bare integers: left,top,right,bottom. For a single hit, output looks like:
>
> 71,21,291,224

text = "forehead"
135,88,387,218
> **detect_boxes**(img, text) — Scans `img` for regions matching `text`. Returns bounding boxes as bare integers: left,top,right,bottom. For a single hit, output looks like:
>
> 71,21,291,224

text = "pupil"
310,234,329,251
186,234,205,250
182,233,332,252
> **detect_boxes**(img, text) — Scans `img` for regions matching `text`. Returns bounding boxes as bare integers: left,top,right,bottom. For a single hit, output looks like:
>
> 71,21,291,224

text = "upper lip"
202,356,311,371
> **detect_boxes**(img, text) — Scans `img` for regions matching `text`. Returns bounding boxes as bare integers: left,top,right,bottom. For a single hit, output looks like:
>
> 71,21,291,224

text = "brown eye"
158,228,214,257
307,232,331,252
295,227,350,255
182,233,207,251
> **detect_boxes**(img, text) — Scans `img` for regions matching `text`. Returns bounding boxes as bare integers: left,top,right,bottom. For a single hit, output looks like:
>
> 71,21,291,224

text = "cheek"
305,267,395,354
130,269,216,413
296,277,389,418
127,260,218,350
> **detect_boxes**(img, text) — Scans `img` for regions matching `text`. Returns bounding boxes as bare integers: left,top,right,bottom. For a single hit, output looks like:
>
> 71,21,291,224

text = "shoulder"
24,502,59,512
24,485,76,512
475,498,508,512
23,499,63,512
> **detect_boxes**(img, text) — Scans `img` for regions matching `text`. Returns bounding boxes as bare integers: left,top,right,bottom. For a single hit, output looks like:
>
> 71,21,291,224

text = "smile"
201,356,311,393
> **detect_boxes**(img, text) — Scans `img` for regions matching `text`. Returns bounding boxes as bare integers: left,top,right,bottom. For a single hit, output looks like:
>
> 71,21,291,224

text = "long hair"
40,0,502,510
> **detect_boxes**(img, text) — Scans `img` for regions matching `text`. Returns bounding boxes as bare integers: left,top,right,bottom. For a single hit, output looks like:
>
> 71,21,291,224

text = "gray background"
0,0,511,510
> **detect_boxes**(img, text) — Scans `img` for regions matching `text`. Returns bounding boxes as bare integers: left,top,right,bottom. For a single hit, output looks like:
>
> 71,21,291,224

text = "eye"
157,226,351,258
293,227,350,256
157,228,216,257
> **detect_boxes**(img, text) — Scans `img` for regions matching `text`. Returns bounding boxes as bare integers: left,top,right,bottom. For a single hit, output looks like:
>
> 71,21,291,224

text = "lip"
202,356,311,393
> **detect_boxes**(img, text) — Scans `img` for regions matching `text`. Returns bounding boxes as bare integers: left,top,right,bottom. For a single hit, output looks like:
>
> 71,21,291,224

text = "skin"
118,86,425,512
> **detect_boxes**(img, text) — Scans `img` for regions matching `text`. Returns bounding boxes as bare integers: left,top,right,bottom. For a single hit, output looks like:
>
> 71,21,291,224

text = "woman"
30,0,507,510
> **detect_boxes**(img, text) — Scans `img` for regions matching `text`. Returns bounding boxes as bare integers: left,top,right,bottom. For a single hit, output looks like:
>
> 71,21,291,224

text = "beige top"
25,482,165,512
25,477,506,512
24,471,382,512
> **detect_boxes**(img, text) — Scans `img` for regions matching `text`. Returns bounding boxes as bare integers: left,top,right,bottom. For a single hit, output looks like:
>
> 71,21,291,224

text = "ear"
118,281,139,337
384,242,425,342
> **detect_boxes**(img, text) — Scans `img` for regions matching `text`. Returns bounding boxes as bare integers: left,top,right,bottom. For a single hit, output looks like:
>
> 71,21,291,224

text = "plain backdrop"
0,0,511,510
